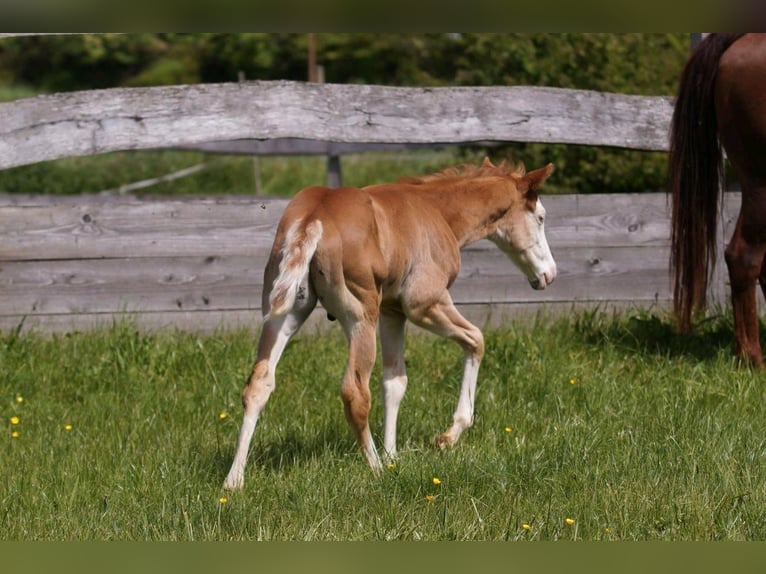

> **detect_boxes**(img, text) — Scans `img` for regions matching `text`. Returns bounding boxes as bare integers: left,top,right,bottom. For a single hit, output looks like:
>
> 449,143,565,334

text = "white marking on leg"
382,372,408,458
223,411,260,490
364,436,383,472
441,354,480,446
379,312,407,459
223,309,311,490
405,295,483,450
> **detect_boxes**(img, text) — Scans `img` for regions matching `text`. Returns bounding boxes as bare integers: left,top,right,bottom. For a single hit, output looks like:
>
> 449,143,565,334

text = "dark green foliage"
0,34,688,93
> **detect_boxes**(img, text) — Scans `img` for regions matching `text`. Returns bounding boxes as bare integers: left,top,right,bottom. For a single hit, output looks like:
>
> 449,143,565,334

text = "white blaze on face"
490,198,557,290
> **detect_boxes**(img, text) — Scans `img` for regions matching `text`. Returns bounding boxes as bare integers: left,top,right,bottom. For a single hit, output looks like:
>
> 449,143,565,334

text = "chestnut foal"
223,158,556,489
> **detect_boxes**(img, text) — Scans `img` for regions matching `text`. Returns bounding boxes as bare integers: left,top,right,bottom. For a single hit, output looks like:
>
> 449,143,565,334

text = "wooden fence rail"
0,81,674,170
0,78,720,334
0,191,740,334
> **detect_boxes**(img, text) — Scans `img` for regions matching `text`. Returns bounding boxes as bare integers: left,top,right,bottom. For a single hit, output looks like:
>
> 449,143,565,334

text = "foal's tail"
266,219,323,320
669,33,744,333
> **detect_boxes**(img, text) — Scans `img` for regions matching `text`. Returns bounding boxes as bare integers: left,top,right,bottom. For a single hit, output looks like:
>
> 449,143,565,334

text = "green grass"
0,84,40,102
2,309,766,540
0,149,492,198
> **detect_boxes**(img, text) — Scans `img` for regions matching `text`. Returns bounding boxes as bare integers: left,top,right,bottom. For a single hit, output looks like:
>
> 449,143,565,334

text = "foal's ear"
522,163,555,197
482,156,497,169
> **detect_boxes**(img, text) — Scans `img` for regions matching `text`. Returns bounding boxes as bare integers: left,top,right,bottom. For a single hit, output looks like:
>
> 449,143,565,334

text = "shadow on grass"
568,307,754,364
208,422,359,484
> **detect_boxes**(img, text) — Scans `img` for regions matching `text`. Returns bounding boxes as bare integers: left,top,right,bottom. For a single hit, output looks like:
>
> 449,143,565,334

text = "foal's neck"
430,178,515,247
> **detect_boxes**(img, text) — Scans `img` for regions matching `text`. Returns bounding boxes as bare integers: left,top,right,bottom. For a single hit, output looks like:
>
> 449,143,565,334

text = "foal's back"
272,185,387,302
275,183,462,297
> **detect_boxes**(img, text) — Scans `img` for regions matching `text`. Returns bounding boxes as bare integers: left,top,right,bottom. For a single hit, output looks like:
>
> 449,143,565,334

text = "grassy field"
2,308,766,541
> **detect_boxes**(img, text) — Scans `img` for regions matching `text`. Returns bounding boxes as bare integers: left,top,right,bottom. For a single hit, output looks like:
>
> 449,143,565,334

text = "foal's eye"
537,215,545,225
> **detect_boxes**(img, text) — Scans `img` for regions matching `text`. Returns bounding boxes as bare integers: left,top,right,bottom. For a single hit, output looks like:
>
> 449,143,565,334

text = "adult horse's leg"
758,251,766,303
379,309,408,459
713,35,766,366
223,292,316,490
407,292,484,449
725,211,766,367
339,306,383,472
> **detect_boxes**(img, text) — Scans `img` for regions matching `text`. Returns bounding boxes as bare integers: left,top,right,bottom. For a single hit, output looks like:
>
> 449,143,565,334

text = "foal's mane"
399,160,526,185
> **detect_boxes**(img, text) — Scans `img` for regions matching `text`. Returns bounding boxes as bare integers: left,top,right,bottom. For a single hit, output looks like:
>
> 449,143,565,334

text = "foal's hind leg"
339,312,383,472
223,298,315,490
407,292,484,449
725,215,766,367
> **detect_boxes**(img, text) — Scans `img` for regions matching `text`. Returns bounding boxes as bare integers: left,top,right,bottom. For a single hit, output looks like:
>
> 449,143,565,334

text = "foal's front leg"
408,293,485,448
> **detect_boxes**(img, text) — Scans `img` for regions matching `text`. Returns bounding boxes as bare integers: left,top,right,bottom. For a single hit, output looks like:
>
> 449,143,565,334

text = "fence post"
327,155,342,188
307,34,340,188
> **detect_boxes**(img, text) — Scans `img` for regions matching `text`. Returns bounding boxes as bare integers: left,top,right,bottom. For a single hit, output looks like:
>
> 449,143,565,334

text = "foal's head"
486,160,557,290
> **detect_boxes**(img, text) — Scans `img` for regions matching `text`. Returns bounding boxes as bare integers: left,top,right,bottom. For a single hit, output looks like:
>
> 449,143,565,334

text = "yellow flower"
218,412,228,420
522,523,532,531
64,424,73,432
218,497,228,505
565,518,575,526
432,477,441,485
504,427,512,433
604,527,612,534
15,395,24,404
10,416,19,425
387,462,396,469
11,431,19,438
569,378,577,385
425,495,435,502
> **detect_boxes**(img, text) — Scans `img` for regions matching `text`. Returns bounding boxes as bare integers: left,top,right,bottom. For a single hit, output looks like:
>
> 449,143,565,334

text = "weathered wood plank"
540,193,672,247
0,81,674,170
0,191,745,333
0,255,267,315
0,309,267,335
0,300,674,336
174,138,495,156
0,193,676,262
0,245,670,318
0,197,287,261
454,245,672,305
0,192,739,268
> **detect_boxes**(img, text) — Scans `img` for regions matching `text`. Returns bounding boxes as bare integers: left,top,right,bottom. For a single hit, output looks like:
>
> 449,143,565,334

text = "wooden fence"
0,189,740,334
0,81,673,170
0,79,739,333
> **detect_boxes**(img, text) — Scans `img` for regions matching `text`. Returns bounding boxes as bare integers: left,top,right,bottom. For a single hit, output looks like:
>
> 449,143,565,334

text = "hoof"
222,475,244,491
434,433,454,450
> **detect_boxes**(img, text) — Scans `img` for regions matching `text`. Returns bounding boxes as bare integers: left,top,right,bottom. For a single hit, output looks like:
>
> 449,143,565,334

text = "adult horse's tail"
669,33,744,333
265,219,323,320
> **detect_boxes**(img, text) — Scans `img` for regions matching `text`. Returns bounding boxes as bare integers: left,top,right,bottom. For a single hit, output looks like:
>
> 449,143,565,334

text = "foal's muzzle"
529,267,556,290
